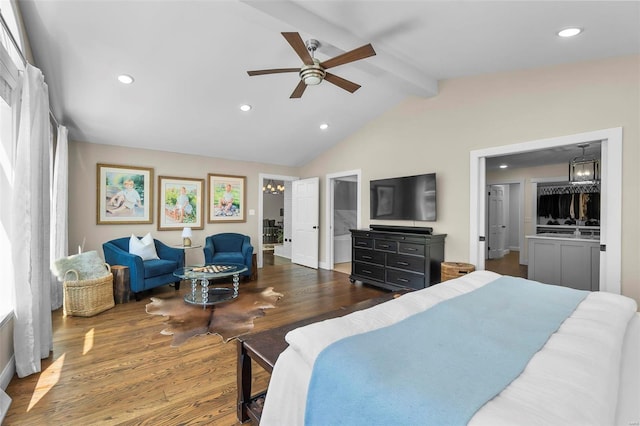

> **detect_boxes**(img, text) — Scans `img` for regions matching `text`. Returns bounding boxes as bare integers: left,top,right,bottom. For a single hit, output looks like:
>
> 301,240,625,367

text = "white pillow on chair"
129,233,160,260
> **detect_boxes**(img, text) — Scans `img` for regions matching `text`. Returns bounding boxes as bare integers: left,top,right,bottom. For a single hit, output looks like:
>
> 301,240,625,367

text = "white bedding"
261,271,639,426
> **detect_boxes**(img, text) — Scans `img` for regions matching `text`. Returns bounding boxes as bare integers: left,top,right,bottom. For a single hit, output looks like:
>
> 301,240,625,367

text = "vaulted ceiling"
18,1,640,167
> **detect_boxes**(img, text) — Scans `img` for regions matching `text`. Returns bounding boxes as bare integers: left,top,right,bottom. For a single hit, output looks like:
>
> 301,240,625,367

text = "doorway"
258,173,297,269
325,170,361,272
470,127,622,294
485,180,526,277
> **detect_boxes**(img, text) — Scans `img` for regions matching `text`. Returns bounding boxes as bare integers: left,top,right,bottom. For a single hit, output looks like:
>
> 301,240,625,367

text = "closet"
535,182,600,235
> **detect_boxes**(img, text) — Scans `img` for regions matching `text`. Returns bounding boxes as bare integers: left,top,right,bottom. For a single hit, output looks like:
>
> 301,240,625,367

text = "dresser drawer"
387,253,425,273
398,242,425,257
353,236,373,249
374,240,397,252
353,262,385,282
386,270,425,290
353,249,384,265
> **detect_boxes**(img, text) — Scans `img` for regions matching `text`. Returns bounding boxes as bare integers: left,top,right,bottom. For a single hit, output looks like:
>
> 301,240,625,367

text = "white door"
488,185,508,259
292,177,319,268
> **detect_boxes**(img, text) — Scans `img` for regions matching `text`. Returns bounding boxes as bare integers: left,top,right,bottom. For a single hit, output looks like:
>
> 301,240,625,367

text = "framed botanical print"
157,176,205,230
208,174,246,223
97,163,153,224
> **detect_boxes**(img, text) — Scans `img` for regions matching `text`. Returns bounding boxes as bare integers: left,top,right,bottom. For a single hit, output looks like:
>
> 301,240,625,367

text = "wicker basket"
441,262,475,282
63,265,115,317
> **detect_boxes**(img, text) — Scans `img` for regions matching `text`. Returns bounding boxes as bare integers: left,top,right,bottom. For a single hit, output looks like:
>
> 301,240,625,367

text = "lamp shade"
181,227,193,247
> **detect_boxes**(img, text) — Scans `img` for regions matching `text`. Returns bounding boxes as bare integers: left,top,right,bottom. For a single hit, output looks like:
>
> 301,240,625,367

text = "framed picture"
97,163,153,224
208,174,246,223
157,176,205,230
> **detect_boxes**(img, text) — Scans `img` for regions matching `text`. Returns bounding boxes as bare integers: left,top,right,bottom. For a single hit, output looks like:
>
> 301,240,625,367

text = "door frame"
323,169,362,271
470,127,622,294
258,172,298,268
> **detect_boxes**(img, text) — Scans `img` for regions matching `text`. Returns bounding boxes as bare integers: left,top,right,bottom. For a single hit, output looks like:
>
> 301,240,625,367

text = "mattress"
260,271,639,426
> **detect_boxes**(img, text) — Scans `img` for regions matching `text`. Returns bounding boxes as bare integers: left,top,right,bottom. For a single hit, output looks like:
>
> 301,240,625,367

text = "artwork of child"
217,183,235,216
107,179,142,215
175,186,193,222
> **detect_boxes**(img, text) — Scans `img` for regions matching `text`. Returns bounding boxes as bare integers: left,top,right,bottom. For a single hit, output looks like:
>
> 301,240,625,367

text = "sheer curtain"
11,63,53,378
50,125,68,310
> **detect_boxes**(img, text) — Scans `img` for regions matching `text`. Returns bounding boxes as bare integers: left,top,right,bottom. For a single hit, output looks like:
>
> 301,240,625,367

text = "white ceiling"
17,1,640,168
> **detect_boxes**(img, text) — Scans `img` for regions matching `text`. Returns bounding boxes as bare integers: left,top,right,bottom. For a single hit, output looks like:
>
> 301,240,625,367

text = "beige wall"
301,55,639,304
69,142,297,265
68,55,639,304
0,316,13,388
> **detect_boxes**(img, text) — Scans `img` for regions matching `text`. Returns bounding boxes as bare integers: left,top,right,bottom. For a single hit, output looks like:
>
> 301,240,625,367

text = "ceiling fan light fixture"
300,63,325,86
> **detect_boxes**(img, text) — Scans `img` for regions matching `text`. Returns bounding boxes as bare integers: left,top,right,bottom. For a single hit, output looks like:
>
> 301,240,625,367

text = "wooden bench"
236,292,404,423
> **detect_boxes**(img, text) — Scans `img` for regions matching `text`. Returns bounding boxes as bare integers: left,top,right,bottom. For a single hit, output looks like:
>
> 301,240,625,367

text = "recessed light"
499,164,508,169
240,104,252,112
557,28,582,38
117,74,134,84
319,123,329,130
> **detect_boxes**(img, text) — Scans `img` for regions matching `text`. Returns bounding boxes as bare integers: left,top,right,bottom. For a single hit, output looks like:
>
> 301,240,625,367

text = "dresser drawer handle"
356,242,368,246
379,244,390,249
396,261,409,266
396,278,409,283
362,255,372,260
405,248,417,251
362,269,372,274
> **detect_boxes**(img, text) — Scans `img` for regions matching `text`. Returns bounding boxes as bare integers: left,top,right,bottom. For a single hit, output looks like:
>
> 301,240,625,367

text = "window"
0,3,23,318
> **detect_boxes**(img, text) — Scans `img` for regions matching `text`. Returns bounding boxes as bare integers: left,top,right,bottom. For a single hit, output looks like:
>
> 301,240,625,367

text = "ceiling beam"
240,0,438,98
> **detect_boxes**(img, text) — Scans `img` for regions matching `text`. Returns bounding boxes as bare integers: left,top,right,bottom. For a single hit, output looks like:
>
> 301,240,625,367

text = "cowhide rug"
146,287,283,347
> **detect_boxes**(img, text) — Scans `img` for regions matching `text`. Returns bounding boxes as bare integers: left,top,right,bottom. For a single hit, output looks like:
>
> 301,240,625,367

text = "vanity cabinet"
350,228,446,291
527,235,600,291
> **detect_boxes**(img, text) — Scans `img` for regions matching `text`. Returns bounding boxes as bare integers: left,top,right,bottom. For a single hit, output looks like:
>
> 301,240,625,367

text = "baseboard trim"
0,355,15,391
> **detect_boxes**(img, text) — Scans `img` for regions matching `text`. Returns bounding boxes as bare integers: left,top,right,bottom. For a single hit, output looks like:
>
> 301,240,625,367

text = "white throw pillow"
129,233,160,260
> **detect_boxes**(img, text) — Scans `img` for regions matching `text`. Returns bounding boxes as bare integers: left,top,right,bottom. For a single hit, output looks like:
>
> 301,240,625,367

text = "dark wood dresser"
349,226,446,291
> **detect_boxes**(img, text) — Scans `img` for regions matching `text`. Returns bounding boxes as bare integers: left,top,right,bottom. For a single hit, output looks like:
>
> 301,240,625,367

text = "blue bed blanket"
304,276,588,426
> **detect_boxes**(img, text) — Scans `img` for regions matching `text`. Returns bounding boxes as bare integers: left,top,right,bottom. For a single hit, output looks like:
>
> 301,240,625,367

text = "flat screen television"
370,173,436,221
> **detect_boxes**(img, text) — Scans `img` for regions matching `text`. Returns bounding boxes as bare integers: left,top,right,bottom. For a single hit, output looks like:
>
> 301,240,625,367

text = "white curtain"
11,64,53,378
50,125,68,310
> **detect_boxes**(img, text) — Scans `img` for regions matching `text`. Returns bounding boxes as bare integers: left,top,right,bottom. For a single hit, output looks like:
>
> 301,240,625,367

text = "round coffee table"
173,264,248,308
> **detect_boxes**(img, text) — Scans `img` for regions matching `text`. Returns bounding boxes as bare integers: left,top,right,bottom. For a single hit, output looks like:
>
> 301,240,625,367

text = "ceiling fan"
247,32,376,99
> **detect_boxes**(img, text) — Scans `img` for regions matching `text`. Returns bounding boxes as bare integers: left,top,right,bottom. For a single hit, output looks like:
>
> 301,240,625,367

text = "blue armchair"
203,233,253,279
102,237,184,300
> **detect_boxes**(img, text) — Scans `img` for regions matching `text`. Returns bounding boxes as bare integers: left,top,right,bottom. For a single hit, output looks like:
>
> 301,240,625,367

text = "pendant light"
569,143,600,184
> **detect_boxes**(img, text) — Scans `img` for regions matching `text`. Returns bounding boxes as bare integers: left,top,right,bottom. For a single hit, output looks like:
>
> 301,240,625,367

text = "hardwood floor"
4,263,386,425
485,250,528,278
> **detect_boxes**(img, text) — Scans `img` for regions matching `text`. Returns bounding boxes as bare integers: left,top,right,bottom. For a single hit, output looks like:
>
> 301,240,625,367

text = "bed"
260,271,639,425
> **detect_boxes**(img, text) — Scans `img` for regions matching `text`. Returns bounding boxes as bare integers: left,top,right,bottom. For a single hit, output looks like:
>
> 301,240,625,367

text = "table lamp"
182,227,192,247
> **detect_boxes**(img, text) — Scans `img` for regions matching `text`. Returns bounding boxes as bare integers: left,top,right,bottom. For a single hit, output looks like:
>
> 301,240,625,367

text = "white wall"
508,184,520,250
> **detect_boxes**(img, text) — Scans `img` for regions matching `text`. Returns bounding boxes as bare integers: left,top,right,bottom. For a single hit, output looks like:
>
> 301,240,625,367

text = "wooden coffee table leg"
237,339,252,423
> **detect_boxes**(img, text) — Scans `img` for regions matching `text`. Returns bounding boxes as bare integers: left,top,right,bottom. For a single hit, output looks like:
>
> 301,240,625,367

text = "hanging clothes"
586,192,601,220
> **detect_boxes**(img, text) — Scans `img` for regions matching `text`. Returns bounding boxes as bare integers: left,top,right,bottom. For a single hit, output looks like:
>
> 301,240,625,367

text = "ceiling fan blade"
282,32,314,66
290,80,307,98
324,72,361,93
247,68,300,76
320,44,376,70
